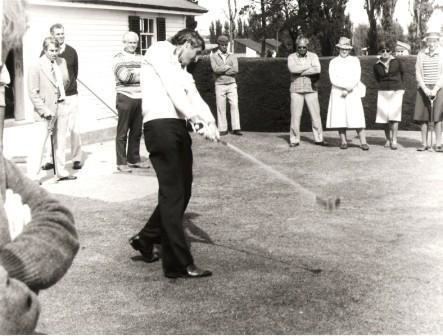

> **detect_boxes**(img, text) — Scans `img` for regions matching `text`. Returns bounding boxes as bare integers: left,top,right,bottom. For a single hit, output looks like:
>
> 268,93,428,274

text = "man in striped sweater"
113,31,146,172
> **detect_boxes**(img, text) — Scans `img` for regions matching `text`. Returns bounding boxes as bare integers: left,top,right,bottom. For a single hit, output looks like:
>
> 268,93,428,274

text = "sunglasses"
379,49,391,53
297,46,307,49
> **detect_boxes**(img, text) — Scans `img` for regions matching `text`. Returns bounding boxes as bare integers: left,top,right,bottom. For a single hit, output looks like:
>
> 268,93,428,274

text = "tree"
353,24,369,55
378,22,404,48
364,0,384,54
223,21,230,36
209,21,216,43
226,0,239,52
407,0,434,54
215,19,223,39
241,0,351,56
237,18,244,37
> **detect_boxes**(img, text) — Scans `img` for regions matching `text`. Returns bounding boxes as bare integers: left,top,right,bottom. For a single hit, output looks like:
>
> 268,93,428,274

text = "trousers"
139,118,194,275
290,91,324,143
115,93,142,165
215,83,240,132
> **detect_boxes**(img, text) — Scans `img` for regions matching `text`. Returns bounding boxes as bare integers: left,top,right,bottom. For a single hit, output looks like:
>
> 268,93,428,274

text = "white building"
5,0,207,132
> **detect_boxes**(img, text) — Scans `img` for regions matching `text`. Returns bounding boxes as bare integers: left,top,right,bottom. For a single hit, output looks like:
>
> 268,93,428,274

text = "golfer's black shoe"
219,131,228,136
41,162,54,170
73,161,82,170
129,235,160,263
165,264,212,279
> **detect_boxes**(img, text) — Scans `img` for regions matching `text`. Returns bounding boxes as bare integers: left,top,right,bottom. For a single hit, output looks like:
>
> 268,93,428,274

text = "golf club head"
316,196,341,211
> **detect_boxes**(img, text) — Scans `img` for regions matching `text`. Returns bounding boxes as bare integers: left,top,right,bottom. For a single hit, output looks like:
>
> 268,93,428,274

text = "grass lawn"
37,131,443,334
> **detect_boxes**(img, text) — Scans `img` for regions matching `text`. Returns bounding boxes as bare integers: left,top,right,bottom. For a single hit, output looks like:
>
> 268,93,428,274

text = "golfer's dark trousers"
139,118,194,275
115,93,142,165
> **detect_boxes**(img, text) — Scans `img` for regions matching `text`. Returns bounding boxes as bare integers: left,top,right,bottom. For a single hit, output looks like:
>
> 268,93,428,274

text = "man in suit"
41,23,82,171
27,36,77,182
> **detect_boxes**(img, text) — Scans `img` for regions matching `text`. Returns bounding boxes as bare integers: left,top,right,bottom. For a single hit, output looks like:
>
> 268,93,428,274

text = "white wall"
21,4,187,131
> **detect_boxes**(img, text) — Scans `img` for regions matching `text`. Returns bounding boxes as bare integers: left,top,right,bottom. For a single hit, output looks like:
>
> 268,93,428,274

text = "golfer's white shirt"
141,41,214,124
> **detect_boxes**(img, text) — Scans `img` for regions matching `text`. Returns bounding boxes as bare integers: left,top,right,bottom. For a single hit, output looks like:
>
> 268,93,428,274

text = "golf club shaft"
218,139,320,202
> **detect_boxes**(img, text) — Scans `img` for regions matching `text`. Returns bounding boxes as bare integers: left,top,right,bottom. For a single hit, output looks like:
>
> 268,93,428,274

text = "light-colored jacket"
27,56,69,121
415,47,443,91
210,49,238,85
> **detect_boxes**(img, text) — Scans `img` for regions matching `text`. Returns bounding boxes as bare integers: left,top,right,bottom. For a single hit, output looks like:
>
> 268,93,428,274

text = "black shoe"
219,131,228,136
73,161,82,170
129,235,160,263
314,140,329,146
231,130,243,136
57,175,77,181
41,162,54,170
165,264,212,279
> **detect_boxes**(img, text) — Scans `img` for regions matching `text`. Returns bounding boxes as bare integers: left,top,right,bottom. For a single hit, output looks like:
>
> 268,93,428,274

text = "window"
140,18,155,55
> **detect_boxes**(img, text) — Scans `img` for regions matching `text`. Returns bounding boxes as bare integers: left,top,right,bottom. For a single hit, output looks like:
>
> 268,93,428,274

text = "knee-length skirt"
413,87,443,122
375,90,404,123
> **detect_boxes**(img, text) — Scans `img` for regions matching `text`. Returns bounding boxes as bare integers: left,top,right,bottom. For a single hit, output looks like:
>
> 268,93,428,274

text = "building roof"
35,0,208,14
235,38,281,53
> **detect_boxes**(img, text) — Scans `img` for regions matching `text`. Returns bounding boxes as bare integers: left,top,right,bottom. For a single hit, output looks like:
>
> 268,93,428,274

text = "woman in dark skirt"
414,30,443,152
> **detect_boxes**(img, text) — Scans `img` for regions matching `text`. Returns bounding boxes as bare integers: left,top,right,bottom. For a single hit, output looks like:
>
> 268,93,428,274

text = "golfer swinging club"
129,29,219,278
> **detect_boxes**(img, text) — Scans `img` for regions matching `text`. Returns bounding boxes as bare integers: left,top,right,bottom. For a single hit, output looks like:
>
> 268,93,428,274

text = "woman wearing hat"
414,29,443,151
326,37,369,150
373,42,405,150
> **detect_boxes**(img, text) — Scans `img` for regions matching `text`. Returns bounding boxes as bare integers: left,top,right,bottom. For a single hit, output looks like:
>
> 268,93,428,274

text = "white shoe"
117,165,132,173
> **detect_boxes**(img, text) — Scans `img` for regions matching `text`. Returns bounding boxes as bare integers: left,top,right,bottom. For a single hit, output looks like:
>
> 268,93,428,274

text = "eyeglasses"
379,49,391,53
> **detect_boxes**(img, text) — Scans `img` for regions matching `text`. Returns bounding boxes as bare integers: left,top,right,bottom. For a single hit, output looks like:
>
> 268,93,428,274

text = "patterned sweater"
113,50,142,99
0,155,79,333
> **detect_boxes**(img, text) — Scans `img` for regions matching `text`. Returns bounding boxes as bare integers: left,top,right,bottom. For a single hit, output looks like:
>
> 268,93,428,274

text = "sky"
195,0,415,36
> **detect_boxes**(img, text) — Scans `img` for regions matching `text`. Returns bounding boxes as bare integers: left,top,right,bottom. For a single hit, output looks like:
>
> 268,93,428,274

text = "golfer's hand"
42,111,54,119
4,189,32,240
203,122,220,142
341,90,348,97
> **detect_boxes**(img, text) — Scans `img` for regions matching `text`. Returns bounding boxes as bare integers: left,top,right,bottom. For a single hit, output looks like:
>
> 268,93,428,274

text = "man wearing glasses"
287,36,327,147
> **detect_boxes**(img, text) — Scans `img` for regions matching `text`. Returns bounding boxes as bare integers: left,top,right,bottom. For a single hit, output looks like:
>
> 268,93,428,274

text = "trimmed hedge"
192,56,420,132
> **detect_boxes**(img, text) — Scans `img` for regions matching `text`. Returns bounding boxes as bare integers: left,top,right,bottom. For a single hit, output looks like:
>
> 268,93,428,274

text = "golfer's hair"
296,35,309,46
42,36,60,51
2,0,28,54
378,41,393,52
170,29,205,50
50,23,64,34
122,31,139,42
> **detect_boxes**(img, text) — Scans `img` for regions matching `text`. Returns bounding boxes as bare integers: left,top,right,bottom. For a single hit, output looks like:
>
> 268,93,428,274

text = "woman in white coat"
326,37,369,150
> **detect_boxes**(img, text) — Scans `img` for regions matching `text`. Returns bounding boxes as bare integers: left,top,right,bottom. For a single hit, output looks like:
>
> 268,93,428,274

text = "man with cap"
210,35,242,136
287,35,327,147
413,28,443,151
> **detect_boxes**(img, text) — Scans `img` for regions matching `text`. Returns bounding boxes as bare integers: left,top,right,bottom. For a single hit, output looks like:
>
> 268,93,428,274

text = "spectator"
0,0,79,333
41,23,83,171
287,36,327,147
210,35,242,136
413,29,443,152
113,31,146,172
373,42,405,150
326,37,369,150
27,37,77,182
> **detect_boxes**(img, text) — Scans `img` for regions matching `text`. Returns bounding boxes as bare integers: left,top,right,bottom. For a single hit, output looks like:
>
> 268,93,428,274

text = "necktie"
51,61,61,99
